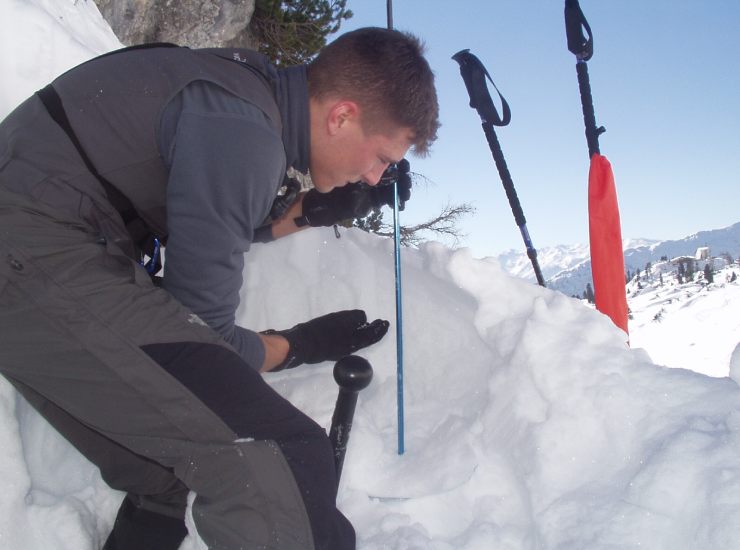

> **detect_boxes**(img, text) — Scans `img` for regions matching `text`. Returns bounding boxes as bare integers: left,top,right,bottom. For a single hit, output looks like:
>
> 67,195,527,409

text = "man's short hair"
308,27,440,156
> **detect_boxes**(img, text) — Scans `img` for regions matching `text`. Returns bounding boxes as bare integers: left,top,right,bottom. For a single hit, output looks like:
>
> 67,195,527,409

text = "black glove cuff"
299,189,334,227
299,185,375,228
260,329,303,371
293,215,310,228
252,225,274,243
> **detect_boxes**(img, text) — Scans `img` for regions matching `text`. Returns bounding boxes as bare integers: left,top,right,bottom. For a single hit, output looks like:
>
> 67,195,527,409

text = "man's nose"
362,163,389,186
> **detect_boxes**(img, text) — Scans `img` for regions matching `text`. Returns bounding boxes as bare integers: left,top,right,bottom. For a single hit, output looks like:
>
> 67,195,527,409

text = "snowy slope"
628,263,740,378
2,2,740,550
0,0,120,120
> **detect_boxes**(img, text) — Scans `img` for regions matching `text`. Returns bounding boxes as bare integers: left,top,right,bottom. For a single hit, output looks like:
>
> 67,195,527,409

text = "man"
0,26,438,550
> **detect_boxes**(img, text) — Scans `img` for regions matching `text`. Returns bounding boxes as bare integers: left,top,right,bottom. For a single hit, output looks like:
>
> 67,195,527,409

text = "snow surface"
2,2,740,549
628,264,740,379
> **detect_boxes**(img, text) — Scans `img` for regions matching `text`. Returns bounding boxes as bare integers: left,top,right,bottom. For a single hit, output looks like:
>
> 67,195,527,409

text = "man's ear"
327,100,360,135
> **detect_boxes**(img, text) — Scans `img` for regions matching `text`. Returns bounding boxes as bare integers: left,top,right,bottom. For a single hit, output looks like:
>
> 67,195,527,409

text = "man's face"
309,98,413,192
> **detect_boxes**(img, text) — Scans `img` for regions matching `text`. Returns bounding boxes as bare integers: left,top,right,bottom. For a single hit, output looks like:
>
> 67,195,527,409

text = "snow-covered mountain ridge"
498,221,740,297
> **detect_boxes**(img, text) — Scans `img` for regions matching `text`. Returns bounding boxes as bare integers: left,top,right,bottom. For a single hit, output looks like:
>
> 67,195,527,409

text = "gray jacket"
0,45,311,368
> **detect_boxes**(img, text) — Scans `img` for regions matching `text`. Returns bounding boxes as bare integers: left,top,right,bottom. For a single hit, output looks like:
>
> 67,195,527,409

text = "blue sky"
336,1,740,257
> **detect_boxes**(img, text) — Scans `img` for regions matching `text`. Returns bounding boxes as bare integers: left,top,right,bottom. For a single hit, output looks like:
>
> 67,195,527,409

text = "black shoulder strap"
33,43,182,233
35,84,140,227
36,83,162,274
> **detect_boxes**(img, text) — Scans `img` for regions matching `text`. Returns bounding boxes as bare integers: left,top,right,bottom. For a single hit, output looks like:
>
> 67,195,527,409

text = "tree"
353,208,384,234
704,263,714,284
250,0,353,66
360,202,476,247
685,259,696,281
584,283,595,304
659,271,664,286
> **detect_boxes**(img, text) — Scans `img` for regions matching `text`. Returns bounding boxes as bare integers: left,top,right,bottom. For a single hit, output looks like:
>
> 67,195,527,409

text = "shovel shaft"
329,356,373,484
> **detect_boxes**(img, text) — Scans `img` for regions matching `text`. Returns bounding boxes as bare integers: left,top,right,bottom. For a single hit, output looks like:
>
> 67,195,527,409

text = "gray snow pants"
0,188,354,550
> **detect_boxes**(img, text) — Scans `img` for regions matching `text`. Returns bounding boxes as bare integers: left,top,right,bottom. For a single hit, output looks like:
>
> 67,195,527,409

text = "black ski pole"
564,0,605,158
564,0,630,336
329,355,373,485
452,49,546,287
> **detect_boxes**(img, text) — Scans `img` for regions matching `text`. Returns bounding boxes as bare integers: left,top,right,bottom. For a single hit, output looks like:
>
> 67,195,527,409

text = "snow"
0,0,119,121
628,265,740,378
2,2,740,549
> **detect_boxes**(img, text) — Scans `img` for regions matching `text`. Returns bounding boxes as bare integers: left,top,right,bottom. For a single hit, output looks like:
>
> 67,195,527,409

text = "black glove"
297,182,375,227
264,310,389,371
373,158,411,211
296,159,412,227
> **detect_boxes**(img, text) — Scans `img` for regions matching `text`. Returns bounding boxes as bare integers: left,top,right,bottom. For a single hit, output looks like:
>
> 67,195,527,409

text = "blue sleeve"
159,81,286,369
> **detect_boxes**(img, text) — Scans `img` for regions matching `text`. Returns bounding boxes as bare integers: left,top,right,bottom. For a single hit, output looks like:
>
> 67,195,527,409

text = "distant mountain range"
498,222,740,297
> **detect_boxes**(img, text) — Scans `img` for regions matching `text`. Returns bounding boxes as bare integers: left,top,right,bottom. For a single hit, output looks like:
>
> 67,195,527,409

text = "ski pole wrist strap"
564,0,593,61
452,49,511,127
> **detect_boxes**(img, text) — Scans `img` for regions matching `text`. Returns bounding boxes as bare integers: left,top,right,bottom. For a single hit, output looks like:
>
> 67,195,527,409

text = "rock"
93,0,257,49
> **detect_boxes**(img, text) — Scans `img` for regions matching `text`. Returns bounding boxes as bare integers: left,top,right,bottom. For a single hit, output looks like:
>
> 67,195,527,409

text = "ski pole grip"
564,0,593,61
329,355,373,485
452,49,511,127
